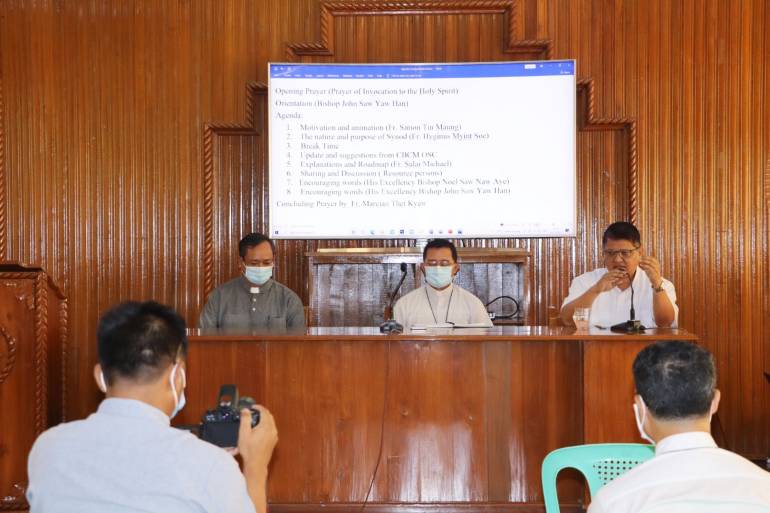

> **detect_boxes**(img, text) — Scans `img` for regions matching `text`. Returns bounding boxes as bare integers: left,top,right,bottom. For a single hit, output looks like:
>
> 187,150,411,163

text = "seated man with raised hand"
199,232,305,330
560,221,678,328
587,340,770,513
27,301,278,513
393,238,493,329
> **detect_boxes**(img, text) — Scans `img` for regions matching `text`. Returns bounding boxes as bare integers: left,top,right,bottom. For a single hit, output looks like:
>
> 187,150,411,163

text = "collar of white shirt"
655,431,717,456
97,397,171,426
426,283,454,298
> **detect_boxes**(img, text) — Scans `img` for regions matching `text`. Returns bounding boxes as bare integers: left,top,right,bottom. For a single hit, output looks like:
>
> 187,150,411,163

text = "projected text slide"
269,62,575,238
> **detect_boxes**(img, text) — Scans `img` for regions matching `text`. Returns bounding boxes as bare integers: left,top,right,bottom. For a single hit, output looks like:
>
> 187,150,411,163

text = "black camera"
199,384,260,447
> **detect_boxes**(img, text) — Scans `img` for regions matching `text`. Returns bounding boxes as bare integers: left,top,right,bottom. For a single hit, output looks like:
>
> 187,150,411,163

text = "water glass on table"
572,307,590,331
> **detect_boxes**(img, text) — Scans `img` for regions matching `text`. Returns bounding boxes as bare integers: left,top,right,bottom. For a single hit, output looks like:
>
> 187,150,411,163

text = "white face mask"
98,363,187,419
424,266,453,289
169,363,186,419
633,399,655,444
244,265,273,285
98,370,108,393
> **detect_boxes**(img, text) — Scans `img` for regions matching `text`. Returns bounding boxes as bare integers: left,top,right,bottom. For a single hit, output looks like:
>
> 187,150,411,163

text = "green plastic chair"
541,443,655,513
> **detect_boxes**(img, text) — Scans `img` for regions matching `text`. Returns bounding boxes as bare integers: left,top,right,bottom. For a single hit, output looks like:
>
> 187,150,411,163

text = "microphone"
611,273,646,333
380,263,407,334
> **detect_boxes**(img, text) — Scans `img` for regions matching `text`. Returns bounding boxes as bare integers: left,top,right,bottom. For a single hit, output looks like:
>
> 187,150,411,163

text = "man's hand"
592,270,628,293
639,255,663,288
238,405,278,513
238,405,278,470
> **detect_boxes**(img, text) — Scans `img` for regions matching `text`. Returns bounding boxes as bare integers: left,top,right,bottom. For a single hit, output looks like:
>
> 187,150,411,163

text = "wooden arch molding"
202,82,267,297
201,0,639,298
286,0,551,60
0,325,17,386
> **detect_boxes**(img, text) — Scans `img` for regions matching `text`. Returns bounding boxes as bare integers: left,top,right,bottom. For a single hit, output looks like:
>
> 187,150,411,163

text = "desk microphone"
611,275,646,333
380,263,407,334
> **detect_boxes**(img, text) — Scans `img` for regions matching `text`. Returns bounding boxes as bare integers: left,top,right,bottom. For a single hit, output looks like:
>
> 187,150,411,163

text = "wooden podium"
181,327,697,513
0,263,67,511
306,247,531,327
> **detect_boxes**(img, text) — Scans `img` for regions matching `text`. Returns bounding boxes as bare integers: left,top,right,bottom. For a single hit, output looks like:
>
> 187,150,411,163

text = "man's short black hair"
97,301,188,385
633,341,716,420
239,232,275,259
602,222,641,247
423,238,458,262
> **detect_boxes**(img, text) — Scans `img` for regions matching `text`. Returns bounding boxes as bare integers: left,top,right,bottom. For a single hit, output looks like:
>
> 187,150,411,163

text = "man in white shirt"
393,238,493,329
560,222,678,328
27,301,278,513
588,341,770,513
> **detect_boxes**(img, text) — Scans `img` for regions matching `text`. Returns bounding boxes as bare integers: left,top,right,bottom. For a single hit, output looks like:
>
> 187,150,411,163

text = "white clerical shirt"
393,283,493,329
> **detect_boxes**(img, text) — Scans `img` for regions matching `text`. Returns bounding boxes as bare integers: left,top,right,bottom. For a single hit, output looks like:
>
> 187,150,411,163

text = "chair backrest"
541,443,655,513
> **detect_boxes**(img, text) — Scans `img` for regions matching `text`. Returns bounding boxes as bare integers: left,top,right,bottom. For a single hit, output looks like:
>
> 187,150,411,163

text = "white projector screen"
268,60,575,239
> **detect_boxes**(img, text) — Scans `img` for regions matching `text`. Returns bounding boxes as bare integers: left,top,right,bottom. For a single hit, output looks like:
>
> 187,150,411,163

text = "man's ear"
710,389,721,415
451,263,460,277
419,263,426,274
93,363,106,393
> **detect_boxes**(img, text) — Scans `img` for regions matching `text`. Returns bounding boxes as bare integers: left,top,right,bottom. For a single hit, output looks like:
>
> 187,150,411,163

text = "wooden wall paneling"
0,0,268,420
203,83,266,301
308,259,419,327
0,43,5,260
1,0,768,461
760,157,770,384
306,249,530,326
206,0,636,332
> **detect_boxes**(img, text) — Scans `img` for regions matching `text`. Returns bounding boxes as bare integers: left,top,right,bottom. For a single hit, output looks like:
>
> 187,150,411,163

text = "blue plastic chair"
541,443,655,513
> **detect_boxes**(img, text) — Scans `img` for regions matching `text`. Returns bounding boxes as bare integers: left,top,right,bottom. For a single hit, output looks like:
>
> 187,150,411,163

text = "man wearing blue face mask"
199,232,305,330
393,238,493,329
27,301,279,513
587,341,770,512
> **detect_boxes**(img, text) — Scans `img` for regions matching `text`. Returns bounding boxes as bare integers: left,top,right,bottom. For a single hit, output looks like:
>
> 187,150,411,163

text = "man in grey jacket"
199,232,305,330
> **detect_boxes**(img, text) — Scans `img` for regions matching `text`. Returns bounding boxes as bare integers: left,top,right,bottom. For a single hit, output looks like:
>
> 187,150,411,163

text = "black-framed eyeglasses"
602,248,639,259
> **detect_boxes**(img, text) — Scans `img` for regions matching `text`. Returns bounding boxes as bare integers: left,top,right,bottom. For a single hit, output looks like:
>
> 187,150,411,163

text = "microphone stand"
380,263,407,334
610,275,646,333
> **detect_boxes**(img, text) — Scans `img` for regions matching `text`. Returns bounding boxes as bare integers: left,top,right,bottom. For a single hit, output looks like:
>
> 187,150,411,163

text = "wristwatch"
652,281,665,293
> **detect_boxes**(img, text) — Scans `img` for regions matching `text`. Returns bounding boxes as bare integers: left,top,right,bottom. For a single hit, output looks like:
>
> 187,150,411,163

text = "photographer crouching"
26,301,278,513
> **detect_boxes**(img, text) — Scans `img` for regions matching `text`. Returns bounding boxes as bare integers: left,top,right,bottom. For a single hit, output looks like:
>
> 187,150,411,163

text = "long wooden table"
178,327,697,513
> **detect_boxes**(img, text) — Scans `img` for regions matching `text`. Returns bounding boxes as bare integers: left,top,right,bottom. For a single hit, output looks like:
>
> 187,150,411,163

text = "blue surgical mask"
169,363,186,419
244,265,273,285
425,266,453,289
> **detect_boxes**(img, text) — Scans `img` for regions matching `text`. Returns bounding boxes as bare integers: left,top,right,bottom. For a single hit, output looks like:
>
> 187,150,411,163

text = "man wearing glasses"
560,222,678,328
394,238,493,329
